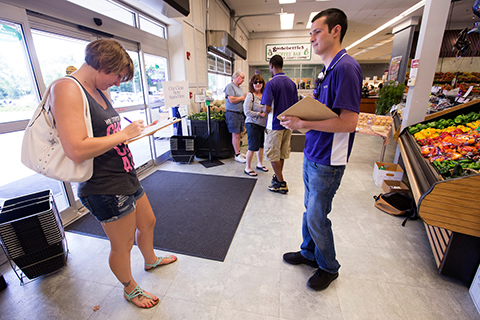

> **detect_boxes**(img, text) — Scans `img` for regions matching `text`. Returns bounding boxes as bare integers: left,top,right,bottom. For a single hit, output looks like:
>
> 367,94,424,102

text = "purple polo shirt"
261,73,298,130
304,49,362,166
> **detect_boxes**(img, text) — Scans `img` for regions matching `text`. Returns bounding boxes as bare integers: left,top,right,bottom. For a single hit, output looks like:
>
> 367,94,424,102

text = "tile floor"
1,133,479,320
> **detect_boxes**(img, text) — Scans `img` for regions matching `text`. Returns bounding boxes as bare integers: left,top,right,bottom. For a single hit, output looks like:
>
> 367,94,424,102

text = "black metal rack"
0,190,68,285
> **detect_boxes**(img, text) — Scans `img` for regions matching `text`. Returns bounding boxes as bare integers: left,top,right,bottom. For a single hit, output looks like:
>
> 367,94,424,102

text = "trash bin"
0,190,68,283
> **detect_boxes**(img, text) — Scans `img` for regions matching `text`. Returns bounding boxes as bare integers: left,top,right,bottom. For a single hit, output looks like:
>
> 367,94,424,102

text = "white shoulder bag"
21,77,94,182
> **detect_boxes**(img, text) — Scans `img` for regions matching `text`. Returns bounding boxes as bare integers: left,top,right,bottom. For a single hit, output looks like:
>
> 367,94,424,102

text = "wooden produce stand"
359,97,378,114
397,101,480,285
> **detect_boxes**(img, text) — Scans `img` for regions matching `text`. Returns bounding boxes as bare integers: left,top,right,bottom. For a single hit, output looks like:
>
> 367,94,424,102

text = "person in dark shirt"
51,39,177,308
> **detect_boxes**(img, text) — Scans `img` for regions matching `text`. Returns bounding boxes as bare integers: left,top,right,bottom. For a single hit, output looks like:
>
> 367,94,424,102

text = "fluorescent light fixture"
280,13,295,30
346,0,425,51
351,37,394,57
306,12,319,29
279,0,296,3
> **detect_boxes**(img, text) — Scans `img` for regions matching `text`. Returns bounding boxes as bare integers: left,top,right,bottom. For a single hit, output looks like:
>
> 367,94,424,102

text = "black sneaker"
268,179,288,194
283,251,318,268
307,269,339,291
271,174,279,185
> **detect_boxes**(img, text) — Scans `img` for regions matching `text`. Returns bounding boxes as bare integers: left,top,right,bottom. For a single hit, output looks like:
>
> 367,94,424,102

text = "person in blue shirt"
261,55,298,193
224,70,247,163
280,8,362,290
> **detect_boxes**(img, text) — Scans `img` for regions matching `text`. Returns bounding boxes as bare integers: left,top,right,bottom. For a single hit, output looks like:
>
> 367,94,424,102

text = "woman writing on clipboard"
51,39,177,309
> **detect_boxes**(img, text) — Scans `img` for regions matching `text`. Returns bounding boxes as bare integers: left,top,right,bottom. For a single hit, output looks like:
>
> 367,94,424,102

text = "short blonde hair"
85,39,134,82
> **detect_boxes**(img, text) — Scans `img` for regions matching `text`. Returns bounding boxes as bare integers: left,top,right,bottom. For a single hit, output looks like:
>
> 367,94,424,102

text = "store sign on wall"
265,43,311,61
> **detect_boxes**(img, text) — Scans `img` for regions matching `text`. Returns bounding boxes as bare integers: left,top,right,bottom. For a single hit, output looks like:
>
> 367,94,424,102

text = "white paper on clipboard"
125,118,181,144
277,96,338,133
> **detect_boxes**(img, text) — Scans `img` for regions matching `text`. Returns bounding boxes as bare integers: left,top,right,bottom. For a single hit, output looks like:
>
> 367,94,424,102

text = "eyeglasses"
253,81,263,85
238,75,245,79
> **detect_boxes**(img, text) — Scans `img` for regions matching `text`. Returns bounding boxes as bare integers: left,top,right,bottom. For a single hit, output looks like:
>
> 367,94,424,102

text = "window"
67,0,136,27
0,20,39,124
31,30,87,87
144,53,168,105
0,19,70,212
110,50,144,107
139,15,166,39
207,51,232,100
208,73,230,100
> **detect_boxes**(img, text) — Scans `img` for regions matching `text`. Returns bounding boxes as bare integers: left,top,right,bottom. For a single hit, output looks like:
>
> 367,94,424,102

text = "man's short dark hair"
269,54,283,69
312,8,348,43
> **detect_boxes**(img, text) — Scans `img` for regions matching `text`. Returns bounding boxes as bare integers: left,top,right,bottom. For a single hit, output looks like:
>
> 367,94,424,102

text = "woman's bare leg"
102,211,157,308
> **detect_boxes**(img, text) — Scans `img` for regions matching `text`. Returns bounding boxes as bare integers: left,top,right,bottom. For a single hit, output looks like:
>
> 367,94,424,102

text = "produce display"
433,72,480,95
407,111,480,178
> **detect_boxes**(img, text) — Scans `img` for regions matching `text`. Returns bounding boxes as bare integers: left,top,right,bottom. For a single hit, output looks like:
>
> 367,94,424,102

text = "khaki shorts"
264,129,292,162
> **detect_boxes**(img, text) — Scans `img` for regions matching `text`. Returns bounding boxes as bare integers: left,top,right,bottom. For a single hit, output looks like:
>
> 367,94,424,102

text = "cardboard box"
382,180,409,194
373,162,404,187
470,263,480,316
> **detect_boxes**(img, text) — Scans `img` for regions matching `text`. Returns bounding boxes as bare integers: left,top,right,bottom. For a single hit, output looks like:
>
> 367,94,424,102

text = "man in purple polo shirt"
280,8,362,290
261,55,298,194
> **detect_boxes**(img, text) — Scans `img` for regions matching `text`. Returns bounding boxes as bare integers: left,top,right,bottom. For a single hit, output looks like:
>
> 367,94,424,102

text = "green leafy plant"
188,110,226,121
376,81,406,115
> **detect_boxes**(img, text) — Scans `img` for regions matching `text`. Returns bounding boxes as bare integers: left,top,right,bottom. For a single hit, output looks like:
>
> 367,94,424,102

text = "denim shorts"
245,122,265,151
80,185,145,223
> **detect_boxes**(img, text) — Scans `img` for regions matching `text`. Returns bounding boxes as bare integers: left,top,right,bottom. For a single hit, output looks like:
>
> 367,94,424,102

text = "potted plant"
376,81,406,115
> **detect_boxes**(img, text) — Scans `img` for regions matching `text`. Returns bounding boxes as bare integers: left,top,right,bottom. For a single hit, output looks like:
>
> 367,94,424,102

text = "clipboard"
277,96,338,133
125,118,181,144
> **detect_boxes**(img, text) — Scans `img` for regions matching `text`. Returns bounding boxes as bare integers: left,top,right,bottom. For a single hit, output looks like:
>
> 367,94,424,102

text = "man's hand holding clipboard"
277,96,338,133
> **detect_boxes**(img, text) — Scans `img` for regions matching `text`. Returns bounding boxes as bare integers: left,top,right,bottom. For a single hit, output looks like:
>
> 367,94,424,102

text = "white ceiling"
222,0,477,63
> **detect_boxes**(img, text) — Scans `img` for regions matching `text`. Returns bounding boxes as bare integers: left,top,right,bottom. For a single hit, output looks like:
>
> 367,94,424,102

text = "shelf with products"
397,101,480,285
434,72,480,83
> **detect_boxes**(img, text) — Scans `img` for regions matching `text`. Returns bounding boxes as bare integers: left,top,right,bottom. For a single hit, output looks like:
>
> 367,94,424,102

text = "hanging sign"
163,81,190,107
388,56,402,82
266,43,311,61
0,24,22,42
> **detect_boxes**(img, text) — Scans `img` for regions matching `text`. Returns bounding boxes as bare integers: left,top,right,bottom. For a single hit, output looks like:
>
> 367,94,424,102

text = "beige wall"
436,57,480,73
169,0,249,114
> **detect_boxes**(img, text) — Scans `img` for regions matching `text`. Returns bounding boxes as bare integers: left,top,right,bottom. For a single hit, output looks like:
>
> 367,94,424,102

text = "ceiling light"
351,37,394,57
346,0,425,51
280,13,295,30
279,0,296,3
306,12,319,29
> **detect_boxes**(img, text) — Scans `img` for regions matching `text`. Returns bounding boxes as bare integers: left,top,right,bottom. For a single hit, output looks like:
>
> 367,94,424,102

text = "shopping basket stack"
0,190,68,284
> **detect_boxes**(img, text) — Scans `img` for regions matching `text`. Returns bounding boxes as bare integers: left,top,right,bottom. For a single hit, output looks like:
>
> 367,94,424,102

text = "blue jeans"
300,157,345,274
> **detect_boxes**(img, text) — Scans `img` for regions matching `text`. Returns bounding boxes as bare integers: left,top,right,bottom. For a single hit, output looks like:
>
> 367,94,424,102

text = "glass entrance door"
0,19,71,212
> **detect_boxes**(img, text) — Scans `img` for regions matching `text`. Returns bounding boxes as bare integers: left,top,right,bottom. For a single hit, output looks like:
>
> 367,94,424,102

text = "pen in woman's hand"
123,117,132,123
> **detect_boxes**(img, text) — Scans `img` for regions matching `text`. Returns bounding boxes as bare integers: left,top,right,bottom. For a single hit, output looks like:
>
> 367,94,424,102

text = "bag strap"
29,77,93,138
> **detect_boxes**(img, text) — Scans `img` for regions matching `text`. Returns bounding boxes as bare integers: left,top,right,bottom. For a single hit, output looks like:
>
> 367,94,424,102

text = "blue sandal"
144,255,177,271
124,285,159,309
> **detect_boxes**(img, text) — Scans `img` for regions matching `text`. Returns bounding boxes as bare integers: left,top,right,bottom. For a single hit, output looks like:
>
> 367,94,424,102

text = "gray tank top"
71,77,140,197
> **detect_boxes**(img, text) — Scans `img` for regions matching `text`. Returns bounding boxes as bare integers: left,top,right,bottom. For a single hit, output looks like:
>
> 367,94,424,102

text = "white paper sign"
194,94,206,103
164,81,190,107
